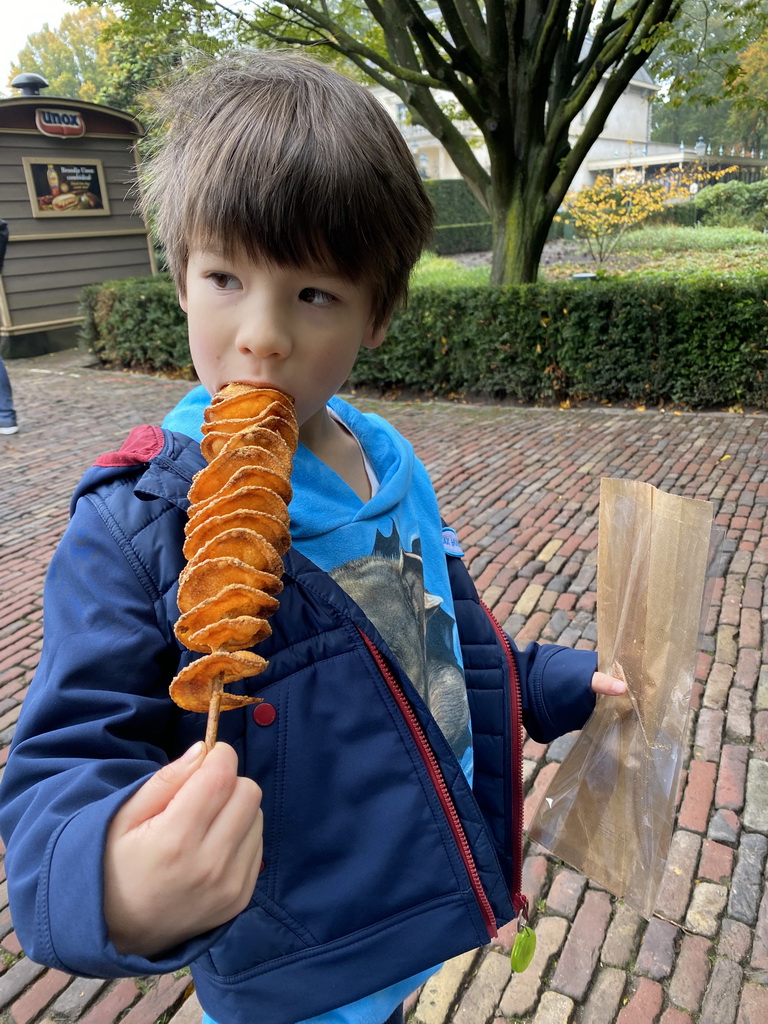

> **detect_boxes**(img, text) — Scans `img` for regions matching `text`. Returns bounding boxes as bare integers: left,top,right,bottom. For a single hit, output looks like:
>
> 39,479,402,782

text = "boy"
0,50,625,1024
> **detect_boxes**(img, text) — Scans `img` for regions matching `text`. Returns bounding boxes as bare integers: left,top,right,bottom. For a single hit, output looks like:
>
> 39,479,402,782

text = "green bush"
79,267,768,410
351,272,768,408
424,179,492,254
697,178,768,230
659,179,768,231
79,275,192,377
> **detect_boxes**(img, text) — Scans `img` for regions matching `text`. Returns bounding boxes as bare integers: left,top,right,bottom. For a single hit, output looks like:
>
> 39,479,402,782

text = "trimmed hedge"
419,178,572,250
80,276,192,377
79,271,768,409
350,274,768,408
424,179,492,254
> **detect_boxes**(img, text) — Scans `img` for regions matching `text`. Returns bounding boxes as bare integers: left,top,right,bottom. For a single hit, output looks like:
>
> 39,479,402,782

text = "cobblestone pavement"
1,349,767,1024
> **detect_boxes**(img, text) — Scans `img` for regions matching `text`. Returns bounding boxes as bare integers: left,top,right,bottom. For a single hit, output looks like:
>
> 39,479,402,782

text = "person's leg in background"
0,216,17,434
0,356,18,433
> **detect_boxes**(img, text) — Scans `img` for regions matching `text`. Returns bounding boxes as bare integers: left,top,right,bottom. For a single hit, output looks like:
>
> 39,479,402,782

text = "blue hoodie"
165,388,471,1024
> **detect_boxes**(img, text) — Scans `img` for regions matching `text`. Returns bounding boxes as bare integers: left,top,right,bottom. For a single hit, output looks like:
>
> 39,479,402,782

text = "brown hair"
140,49,434,328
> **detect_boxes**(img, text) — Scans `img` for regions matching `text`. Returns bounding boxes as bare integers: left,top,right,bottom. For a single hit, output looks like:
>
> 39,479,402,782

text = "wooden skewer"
205,678,223,749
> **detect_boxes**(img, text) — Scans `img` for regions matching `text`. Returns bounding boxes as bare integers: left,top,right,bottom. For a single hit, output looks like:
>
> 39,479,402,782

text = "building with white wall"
369,66,660,190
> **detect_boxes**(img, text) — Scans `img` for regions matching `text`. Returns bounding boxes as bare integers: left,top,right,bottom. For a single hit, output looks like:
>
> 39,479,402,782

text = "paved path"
1,349,767,1024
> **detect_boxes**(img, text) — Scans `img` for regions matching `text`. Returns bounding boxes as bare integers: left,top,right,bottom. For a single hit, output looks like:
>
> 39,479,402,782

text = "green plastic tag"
510,925,536,973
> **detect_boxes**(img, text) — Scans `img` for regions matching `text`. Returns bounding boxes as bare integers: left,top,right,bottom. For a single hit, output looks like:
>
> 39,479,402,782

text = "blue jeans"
0,357,16,427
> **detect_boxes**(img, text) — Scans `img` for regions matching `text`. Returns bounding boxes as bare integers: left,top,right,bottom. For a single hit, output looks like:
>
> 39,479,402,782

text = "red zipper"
358,628,497,939
480,603,530,925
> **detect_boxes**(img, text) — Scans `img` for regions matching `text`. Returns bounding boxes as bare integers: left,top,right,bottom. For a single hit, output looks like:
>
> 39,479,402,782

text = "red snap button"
252,702,277,726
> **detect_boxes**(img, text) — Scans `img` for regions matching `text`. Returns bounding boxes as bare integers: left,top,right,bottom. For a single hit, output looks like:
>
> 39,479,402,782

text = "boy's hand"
591,672,627,696
104,742,263,958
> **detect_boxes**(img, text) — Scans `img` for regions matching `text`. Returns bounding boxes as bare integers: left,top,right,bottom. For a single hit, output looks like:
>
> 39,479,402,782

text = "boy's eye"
208,272,240,290
299,287,334,306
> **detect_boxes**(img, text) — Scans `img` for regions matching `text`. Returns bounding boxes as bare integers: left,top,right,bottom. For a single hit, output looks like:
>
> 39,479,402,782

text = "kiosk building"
0,73,155,357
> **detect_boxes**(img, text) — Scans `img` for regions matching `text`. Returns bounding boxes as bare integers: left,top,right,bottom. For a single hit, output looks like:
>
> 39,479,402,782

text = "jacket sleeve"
0,493,226,978
513,640,597,744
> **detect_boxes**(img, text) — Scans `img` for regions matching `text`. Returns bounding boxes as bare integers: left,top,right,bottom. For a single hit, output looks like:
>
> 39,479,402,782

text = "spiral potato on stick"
169,384,297,747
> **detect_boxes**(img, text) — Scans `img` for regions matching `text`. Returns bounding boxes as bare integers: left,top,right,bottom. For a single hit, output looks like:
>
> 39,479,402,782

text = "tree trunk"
488,182,554,286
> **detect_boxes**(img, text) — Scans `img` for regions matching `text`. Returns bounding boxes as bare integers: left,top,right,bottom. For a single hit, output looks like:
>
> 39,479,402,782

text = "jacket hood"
160,387,420,568
289,396,415,543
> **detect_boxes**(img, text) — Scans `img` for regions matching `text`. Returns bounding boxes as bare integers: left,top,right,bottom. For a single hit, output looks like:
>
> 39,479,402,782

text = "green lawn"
411,226,768,287
410,253,490,288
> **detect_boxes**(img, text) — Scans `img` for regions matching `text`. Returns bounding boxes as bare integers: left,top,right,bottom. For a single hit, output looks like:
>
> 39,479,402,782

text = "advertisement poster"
22,158,110,217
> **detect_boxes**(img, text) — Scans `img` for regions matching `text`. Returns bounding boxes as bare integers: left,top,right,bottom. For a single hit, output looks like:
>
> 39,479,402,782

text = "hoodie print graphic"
330,526,470,761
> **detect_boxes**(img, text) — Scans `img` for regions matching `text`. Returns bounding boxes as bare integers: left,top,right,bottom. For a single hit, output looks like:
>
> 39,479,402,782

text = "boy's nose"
235,304,292,359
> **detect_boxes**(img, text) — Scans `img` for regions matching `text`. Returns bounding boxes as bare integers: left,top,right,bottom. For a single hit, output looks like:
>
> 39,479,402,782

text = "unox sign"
35,108,85,138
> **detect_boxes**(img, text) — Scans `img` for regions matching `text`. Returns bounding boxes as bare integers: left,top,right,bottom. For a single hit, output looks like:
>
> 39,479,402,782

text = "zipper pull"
510,897,536,973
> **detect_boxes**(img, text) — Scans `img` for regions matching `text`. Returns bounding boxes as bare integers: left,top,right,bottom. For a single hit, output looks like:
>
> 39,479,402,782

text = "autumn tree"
562,171,669,262
650,0,768,151
563,160,737,261
113,0,692,286
6,2,192,115
727,31,768,153
8,6,117,103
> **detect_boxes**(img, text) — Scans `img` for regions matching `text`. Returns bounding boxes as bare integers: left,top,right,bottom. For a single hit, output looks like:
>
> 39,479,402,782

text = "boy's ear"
362,321,388,350
178,291,188,313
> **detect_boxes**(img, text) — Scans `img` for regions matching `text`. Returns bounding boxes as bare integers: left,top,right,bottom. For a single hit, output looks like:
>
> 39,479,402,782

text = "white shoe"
0,424,18,434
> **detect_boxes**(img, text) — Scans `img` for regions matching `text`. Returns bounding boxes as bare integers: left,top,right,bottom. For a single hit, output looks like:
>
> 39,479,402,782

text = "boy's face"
181,247,386,434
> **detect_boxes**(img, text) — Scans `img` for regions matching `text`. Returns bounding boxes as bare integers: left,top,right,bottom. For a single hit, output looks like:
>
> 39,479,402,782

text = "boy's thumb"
117,741,207,831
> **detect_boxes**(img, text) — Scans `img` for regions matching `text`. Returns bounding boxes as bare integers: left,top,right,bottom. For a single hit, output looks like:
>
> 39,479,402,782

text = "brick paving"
1,348,768,1024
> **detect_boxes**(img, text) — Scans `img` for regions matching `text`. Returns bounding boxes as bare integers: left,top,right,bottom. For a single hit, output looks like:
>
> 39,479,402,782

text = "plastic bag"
527,478,718,919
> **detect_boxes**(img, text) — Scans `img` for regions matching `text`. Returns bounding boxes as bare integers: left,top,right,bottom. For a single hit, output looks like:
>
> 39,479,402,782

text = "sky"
1,0,80,96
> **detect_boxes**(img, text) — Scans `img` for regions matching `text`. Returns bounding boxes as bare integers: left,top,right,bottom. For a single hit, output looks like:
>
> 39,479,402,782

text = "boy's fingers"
113,740,207,832
591,672,627,696
166,742,248,841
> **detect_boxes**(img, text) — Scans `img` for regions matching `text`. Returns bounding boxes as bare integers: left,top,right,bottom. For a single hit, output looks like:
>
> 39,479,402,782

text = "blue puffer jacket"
0,427,597,1024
